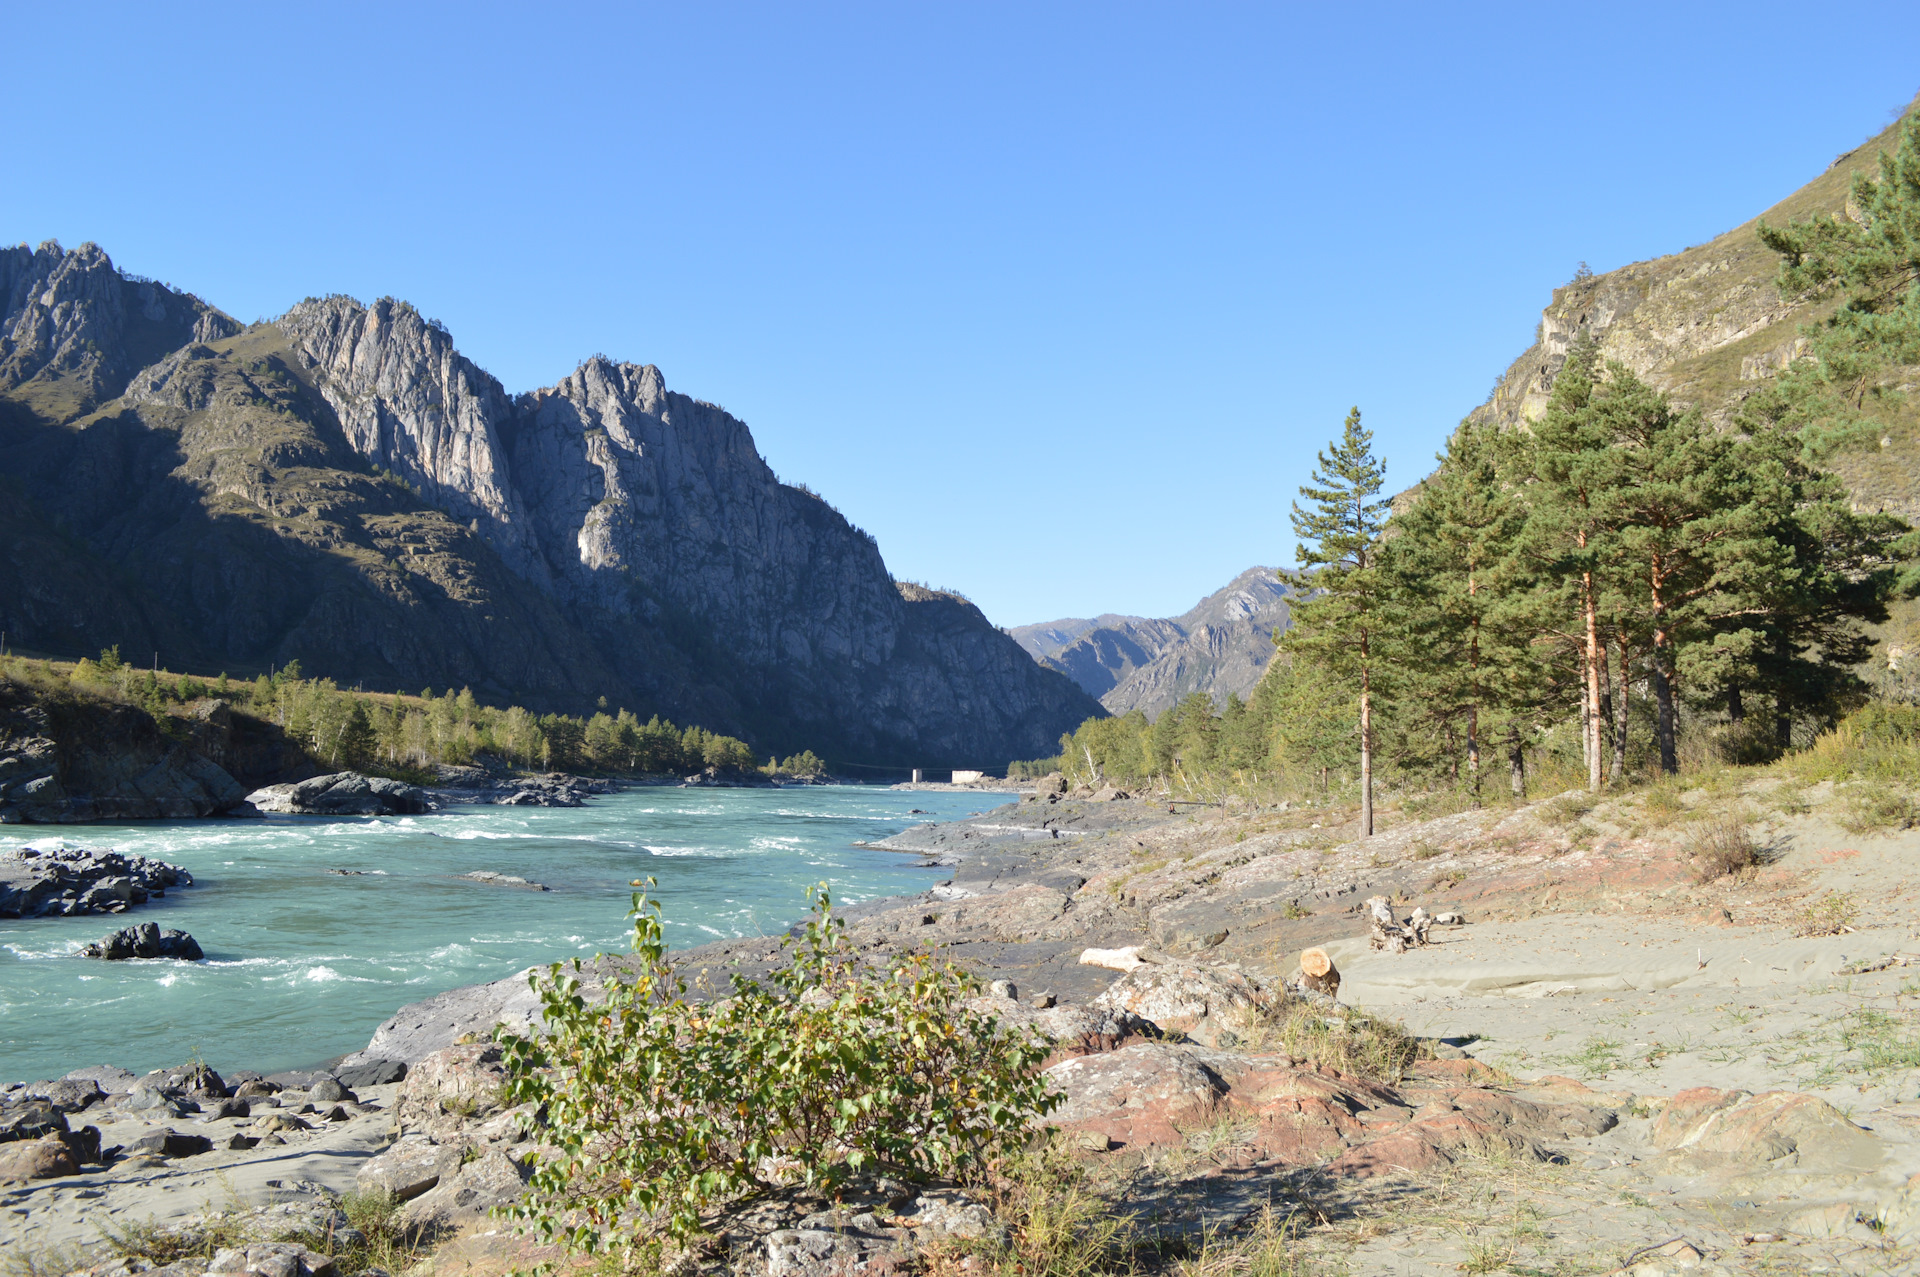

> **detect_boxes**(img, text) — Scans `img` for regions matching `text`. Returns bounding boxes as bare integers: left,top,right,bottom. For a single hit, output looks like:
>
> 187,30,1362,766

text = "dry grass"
1686,812,1758,882
1838,786,1920,835
1222,1001,1431,1082
1795,891,1861,937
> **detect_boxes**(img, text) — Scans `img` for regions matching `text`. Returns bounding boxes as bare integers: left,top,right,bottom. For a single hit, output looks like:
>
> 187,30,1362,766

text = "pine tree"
1512,339,1623,791
1380,422,1534,802
1286,407,1391,835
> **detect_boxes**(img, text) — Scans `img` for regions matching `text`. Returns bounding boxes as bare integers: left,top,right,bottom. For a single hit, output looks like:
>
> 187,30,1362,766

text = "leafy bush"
496,884,1060,1254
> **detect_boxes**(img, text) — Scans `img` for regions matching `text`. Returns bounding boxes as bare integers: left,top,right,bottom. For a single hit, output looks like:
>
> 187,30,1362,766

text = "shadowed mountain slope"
0,245,1100,767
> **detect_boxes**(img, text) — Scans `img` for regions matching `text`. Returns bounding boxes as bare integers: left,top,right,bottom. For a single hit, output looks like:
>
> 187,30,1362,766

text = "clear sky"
6,3,1918,627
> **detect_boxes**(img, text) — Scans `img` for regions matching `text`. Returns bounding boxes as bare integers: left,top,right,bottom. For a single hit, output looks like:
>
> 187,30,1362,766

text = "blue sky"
7,3,1918,626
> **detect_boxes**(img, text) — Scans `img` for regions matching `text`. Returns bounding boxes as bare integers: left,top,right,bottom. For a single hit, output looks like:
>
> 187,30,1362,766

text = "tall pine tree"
1382,421,1530,803
1286,407,1390,835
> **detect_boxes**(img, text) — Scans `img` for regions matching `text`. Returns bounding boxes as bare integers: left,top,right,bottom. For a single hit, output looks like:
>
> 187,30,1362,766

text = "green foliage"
765,749,827,778
496,884,1060,1253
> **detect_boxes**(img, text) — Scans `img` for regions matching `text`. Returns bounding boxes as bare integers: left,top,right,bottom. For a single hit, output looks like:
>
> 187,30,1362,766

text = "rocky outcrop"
1,245,1100,767
0,683,248,824
0,847,193,917
275,297,1103,764
1,241,226,415
1020,567,1291,719
244,771,433,816
81,921,204,960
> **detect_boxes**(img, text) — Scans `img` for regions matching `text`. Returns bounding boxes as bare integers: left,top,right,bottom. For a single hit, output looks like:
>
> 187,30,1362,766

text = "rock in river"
0,847,192,917
246,772,434,816
81,921,204,961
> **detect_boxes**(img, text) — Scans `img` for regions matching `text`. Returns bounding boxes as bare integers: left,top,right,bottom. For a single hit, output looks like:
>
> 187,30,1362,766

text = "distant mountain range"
1010,567,1290,719
0,243,1101,767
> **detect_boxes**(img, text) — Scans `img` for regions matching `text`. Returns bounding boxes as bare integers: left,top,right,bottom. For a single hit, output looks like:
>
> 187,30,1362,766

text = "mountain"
1469,107,1920,511
1016,567,1290,719
0,243,1101,768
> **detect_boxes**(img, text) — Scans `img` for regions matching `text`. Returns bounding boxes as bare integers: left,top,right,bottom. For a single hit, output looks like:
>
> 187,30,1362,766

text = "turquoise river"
0,785,1007,1083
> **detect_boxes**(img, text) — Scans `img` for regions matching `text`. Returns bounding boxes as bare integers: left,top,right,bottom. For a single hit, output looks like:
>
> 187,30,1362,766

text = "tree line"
1036,114,1920,824
56,648,826,781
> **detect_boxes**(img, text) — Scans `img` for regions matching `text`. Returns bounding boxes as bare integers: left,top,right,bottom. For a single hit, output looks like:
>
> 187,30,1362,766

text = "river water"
0,785,1007,1083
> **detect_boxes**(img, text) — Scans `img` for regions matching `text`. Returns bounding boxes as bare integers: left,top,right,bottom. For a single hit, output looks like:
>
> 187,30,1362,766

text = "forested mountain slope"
0,244,1099,766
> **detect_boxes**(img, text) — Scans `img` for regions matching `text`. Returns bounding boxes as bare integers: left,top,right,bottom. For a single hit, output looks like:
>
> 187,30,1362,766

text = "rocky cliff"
1017,567,1290,719
1468,106,1920,519
0,244,1100,767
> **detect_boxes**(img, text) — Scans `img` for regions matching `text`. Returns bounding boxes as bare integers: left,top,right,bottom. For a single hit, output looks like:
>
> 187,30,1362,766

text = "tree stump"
1298,946,1340,999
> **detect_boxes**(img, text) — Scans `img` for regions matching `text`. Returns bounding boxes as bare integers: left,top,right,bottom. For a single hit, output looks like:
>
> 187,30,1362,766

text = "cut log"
1296,947,1341,999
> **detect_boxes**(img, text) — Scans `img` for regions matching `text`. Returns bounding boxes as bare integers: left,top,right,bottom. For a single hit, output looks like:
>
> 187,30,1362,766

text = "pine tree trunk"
1611,632,1629,784
1650,571,1678,774
1597,649,1614,785
1359,659,1374,838
1507,722,1526,798
1583,570,1603,791
1466,703,1480,805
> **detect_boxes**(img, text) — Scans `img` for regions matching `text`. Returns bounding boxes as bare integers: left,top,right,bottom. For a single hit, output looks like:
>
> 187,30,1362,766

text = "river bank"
12,777,1920,1272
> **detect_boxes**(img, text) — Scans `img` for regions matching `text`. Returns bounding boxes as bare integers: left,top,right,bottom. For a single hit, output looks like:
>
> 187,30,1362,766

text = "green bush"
496,884,1060,1253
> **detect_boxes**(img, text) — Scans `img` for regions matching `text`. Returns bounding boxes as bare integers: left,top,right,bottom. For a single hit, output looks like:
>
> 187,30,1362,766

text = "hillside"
1016,566,1290,718
0,245,1101,767
1470,104,1920,511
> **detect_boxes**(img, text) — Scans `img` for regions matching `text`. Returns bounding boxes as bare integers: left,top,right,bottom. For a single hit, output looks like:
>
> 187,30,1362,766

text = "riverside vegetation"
1,647,826,784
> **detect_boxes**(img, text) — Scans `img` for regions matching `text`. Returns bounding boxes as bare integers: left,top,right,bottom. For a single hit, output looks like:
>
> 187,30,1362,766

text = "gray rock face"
1100,567,1291,719
1,240,228,414
0,847,194,917
0,685,248,824
274,295,1100,763
244,771,434,816
2,246,1099,768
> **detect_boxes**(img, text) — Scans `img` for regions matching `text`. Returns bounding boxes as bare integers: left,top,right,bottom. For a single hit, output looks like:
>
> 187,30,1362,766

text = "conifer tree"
1286,407,1390,835
1512,339,1622,790
1381,421,1530,803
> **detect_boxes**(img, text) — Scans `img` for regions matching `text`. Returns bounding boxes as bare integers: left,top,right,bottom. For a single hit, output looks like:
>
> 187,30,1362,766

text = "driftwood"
1365,895,1411,953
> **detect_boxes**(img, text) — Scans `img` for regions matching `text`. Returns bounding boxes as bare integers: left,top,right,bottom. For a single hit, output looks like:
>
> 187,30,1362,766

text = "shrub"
496,884,1060,1254
1688,813,1757,882
1795,892,1859,937
1838,787,1920,835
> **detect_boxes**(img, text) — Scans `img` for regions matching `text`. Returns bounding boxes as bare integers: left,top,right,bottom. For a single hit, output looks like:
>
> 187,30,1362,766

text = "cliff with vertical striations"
0,245,1100,767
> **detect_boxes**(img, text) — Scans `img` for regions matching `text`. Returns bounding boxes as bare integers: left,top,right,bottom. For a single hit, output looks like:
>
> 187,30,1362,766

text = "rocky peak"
276,295,543,581
0,241,223,414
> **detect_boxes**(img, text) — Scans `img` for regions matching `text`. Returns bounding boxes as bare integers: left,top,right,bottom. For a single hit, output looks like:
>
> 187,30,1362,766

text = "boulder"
0,1100,69,1143
399,1149,530,1227
1090,961,1263,1043
245,772,434,816
336,1060,406,1088
1042,1042,1227,1149
24,1078,105,1113
81,921,204,960
1650,1089,1881,1172
207,1242,338,1277
355,1132,467,1202
308,1077,352,1103
0,1134,79,1180
63,1064,138,1094
129,1128,214,1158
